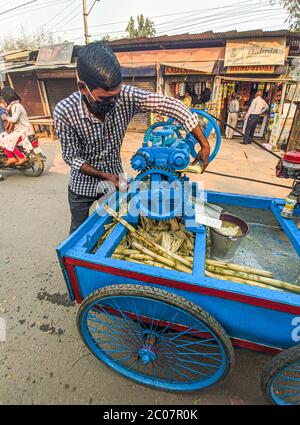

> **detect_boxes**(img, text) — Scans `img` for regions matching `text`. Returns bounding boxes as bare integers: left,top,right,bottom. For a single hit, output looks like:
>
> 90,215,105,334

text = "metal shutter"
45,79,78,115
10,74,44,117
126,79,156,132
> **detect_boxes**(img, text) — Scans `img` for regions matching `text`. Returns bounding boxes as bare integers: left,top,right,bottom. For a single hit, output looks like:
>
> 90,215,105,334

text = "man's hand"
190,124,210,173
105,173,128,192
3,120,15,134
80,163,129,191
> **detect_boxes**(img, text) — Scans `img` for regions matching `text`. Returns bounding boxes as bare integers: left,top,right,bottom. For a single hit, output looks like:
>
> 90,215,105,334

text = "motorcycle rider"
0,87,33,166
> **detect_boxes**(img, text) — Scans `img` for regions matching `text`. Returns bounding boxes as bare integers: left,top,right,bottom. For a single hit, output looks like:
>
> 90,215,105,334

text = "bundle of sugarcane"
102,206,300,294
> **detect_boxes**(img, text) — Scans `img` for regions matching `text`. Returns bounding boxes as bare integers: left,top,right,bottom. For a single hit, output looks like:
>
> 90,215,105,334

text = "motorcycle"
0,134,46,179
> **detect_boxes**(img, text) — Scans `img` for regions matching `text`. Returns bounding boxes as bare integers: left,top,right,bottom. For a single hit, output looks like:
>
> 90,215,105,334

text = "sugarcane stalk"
129,253,154,261
104,205,192,268
132,241,192,273
205,259,273,278
205,270,282,291
206,265,300,293
114,247,141,256
124,257,173,270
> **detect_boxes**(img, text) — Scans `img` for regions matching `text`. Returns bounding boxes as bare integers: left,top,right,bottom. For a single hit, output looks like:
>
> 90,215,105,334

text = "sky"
0,0,290,46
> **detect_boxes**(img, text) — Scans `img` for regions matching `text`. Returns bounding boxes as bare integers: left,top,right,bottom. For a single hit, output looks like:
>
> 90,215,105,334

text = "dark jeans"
244,114,260,144
68,187,103,235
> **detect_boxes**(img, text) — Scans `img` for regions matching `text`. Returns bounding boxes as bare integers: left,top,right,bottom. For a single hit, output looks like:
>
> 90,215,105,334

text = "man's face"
255,91,262,98
79,83,122,104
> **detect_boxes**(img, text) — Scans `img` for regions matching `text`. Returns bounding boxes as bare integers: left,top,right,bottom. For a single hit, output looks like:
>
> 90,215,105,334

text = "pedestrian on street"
241,90,268,144
225,93,239,139
53,42,210,234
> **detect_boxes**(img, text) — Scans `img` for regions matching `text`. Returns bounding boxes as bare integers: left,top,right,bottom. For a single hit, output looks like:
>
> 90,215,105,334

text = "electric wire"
51,0,268,33
0,0,39,17
0,0,72,23
49,2,83,32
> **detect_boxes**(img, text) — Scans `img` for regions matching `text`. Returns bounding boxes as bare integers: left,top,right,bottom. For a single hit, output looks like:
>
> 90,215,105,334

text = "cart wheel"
261,345,300,405
77,284,234,392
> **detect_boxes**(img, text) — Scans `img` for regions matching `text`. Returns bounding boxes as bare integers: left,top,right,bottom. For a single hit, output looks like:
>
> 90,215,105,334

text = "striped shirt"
53,85,199,197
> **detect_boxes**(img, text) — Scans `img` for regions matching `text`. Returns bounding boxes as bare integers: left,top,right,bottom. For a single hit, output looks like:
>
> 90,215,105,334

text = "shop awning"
163,61,217,75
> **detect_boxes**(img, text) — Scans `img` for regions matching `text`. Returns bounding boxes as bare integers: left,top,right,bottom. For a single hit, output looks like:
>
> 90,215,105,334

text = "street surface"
0,134,290,405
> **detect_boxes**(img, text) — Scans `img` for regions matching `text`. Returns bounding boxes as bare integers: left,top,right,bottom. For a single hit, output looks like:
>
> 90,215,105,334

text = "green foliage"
271,0,300,30
0,27,59,53
126,15,156,39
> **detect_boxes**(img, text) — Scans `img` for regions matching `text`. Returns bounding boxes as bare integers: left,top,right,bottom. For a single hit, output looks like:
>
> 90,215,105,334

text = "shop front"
218,72,285,139
218,37,288,141
163,64,216,112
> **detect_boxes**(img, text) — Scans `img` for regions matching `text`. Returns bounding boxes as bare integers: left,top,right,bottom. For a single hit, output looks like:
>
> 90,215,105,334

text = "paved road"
0,135,287,405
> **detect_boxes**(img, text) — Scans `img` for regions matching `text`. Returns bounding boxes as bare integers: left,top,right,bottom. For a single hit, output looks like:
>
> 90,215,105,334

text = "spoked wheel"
19,154,44,177
261,345,300,405
77,284,234,391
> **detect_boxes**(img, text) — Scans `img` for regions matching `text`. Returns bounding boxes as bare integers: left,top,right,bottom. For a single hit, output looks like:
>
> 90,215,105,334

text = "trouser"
244,114,260,144
68,187,103,235
3,147,24,159
225,112,238,139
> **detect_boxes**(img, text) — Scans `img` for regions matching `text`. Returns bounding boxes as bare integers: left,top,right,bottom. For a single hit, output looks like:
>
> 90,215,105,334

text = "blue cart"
57,111,300,405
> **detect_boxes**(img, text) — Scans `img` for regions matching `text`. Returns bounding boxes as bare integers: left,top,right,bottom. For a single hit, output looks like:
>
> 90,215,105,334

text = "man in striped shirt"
54,42,210,234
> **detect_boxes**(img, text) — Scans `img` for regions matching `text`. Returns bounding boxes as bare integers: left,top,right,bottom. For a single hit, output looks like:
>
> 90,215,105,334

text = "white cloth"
228,99,239,113
1,128,32,152
2,101,33,151
246,96,268,119
5,101,32,132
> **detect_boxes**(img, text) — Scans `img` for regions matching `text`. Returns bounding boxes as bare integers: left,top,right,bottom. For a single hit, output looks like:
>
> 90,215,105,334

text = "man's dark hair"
1,87,21,105
77,41,122,91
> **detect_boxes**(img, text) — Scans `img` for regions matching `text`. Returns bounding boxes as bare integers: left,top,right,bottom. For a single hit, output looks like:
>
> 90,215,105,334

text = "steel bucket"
210,213,249,262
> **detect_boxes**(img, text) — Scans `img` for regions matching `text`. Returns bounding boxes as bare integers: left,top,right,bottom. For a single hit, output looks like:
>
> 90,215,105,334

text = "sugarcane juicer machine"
128,109,221,223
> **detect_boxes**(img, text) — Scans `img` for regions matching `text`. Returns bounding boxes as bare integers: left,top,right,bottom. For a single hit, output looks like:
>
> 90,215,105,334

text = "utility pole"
83,0,100,45
83,0,90,45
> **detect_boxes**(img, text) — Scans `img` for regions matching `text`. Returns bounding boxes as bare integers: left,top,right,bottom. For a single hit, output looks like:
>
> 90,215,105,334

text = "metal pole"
83,0,89,45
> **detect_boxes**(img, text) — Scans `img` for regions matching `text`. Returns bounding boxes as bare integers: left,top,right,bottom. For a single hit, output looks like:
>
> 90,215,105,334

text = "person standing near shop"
225,93,239,139
241,90,268,144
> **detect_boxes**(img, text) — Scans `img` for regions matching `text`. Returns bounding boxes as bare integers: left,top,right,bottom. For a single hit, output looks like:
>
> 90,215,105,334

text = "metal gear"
130,151,149,172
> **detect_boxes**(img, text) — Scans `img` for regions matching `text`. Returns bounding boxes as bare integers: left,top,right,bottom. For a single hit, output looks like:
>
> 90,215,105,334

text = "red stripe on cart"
92,304,282,355
65,262,83,302
64,257,300,315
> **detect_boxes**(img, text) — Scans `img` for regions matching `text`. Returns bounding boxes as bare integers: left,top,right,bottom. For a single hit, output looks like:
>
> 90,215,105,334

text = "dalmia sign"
224,38,286,67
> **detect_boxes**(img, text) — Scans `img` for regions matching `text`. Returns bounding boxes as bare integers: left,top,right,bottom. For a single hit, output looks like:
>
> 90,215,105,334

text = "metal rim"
268,360,300,405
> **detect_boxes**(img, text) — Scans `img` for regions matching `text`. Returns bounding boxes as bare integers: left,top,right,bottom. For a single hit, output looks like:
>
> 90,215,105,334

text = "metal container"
210,213,249,262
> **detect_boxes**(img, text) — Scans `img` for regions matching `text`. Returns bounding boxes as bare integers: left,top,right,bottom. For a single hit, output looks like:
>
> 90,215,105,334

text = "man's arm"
53,107,126,190
131,88,211,172
260,99,269,115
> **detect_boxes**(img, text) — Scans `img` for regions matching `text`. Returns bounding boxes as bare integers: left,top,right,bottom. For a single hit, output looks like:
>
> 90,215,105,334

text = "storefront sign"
165,66,205,75
227,65,275,74
224,38,286,67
